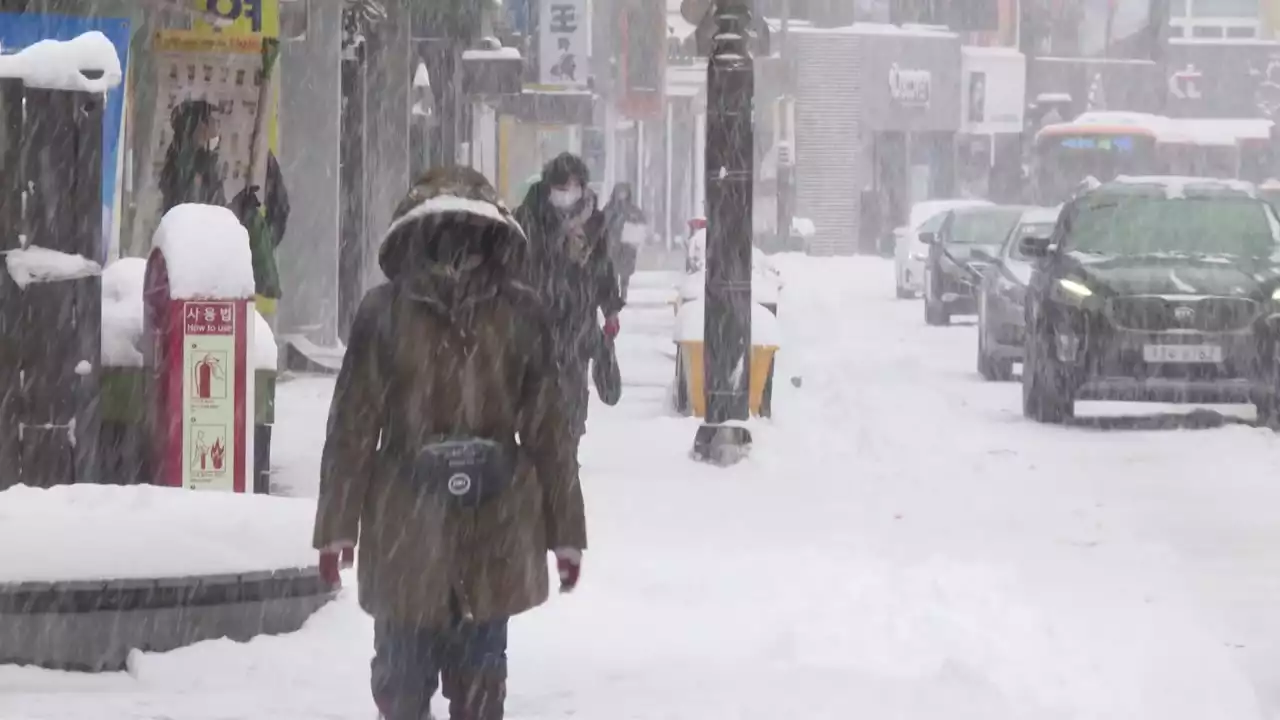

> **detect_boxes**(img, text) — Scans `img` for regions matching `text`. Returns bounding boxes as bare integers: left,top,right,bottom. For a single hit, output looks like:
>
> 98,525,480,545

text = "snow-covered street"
7,257,1280,719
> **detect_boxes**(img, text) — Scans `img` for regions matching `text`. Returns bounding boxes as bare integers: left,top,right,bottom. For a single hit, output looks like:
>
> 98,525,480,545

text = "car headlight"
1057,278,1093,298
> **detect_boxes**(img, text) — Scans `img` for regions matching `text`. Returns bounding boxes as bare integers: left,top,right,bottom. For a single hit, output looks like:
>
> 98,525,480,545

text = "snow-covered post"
144,205,257,494
0,33,122,489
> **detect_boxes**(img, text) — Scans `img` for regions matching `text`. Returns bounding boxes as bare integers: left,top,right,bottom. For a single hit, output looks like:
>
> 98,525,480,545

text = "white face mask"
550,186,582,209
205,135,221,152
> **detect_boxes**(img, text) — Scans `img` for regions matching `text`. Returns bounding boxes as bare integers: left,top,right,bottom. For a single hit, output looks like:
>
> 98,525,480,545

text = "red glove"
319,544,354,587
603,314,620,339
555,548,582,593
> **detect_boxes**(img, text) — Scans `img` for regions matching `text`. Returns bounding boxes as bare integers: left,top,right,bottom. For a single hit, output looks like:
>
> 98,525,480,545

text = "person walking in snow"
513,153,624,446
312,167,586,720
602,182,648,303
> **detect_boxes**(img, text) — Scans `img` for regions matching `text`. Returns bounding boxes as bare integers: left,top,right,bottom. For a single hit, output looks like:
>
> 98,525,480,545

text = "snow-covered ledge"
0,31,123,92
4,246,101,289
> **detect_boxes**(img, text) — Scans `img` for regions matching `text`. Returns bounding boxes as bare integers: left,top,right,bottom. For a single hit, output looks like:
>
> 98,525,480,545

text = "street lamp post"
693,0,754,465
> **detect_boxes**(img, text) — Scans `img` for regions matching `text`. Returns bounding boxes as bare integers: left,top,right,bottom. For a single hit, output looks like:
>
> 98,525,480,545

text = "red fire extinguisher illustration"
193,354,223,399
210,437,225,471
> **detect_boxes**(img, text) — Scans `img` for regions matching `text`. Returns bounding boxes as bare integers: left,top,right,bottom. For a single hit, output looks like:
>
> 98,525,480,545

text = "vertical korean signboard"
182,302,241,491
539,0,588,89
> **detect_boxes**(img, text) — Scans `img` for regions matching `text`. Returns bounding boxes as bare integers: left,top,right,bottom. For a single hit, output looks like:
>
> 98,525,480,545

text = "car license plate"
1142,344,1223,363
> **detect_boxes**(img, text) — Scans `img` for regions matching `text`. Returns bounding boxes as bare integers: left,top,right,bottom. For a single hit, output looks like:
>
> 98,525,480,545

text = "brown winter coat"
312,168,587,628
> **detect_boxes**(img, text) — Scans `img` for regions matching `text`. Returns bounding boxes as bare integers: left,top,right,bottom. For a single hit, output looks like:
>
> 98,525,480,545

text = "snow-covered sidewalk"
5,261,1280,719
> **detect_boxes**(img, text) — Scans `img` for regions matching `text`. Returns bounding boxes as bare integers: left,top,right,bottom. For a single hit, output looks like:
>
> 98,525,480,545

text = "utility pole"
693,0,754,465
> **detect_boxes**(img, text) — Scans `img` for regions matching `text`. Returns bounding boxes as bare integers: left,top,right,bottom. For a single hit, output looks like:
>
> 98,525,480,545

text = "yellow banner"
155,30,262,54
191,0,279,38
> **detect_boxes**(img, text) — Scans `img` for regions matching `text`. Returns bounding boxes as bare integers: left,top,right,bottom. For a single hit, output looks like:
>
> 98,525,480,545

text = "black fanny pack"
411,438,514,509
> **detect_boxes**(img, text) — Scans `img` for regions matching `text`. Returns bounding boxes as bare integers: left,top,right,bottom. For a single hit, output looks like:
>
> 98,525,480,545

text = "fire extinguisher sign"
182,301,238,491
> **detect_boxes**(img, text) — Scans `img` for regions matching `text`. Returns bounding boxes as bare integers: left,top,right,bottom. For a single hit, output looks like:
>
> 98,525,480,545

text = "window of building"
1169,0,1260,38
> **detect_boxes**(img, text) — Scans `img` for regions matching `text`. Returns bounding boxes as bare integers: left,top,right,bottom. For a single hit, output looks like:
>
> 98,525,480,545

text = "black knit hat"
543,152,590,186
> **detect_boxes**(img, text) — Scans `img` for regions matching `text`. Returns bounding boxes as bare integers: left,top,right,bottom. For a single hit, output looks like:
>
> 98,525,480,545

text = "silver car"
976,206,1062,380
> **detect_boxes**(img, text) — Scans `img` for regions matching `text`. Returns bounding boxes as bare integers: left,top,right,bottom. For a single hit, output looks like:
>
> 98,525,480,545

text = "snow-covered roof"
1107,175,1257,199
152,204,256,300
962,44,1023,59
790,22,956,39
0,31,122,93
461,47,521,61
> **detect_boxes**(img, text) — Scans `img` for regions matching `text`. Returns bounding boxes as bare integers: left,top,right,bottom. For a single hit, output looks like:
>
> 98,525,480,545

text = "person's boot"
443,666,506,720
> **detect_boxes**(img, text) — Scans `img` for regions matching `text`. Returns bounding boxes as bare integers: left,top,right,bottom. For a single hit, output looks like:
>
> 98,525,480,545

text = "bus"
1032,113,1276,204
1032,112,1163,204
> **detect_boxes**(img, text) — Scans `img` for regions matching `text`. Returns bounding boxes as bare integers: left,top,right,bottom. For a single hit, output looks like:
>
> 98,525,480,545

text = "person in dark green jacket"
231,153,291,319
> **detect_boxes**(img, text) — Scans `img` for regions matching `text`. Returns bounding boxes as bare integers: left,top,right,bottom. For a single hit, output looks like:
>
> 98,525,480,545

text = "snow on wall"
0,31,122,93
101,257,147,367
674,298,782,347
153,204,255,300
0,484,317,582
461,47,522,60
253,310,278,371
4,246,101,290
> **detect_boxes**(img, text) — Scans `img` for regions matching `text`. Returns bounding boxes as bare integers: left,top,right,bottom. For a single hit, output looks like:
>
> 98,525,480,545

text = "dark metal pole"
694,0,754,463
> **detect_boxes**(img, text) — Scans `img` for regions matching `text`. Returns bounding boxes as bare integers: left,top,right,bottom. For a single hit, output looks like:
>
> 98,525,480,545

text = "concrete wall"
362,0,412,292
277,1,342,344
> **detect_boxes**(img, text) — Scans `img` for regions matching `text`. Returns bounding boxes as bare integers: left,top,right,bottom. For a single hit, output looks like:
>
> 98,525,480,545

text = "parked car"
894,199,993,299
920,205,1028,326
976,205,1062,380
1020,176,1280,424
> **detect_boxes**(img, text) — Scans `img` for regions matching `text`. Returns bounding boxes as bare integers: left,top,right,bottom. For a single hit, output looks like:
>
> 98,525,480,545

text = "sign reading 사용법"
182,302,238,491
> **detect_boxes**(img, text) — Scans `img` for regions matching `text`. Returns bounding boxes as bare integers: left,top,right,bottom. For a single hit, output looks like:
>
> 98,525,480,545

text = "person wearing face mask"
513,152,624,448
160,99,227,214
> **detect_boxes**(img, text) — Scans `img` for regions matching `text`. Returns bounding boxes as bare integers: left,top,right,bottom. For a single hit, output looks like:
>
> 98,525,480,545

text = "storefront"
958,45,1025,203
791,26,961,254
1164,38,1280,119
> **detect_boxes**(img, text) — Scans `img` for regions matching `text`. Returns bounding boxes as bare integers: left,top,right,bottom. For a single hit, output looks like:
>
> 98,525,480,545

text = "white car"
894,198,993,298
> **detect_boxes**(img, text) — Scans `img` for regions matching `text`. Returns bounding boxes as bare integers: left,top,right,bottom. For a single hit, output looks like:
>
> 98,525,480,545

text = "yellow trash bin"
677,340,778,418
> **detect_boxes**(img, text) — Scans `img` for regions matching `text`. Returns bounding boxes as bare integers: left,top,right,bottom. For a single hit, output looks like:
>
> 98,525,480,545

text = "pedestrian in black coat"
513,152,623,439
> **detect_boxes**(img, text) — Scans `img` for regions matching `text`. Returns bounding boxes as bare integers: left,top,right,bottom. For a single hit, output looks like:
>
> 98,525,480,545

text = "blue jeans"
371,616,509,720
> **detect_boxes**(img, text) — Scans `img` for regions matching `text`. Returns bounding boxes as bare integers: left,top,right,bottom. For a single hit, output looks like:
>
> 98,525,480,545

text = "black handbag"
411,438,514,509
592,333,622,406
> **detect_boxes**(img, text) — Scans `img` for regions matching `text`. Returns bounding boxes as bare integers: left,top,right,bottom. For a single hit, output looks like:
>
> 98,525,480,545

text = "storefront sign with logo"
889,64,931,107
538,0,588,89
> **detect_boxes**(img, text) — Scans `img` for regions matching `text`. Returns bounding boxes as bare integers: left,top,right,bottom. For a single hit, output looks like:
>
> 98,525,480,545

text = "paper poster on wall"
132,31,268,255
182,301,238,491
0,13,131,264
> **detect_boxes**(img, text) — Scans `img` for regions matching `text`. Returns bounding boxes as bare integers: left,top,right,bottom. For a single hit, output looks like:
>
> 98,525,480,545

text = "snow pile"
0,484,317,583
4,246,101,289
253,310,278,371
0,31,122,93
461,47,522,60
101,257,147,367
674,298,781,346
153,204,256,300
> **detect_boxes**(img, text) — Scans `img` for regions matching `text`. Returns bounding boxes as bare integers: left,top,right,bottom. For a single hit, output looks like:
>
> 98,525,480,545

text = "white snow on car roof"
1020,206,1062,224
1110,175,1257,199
908,199,992,229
